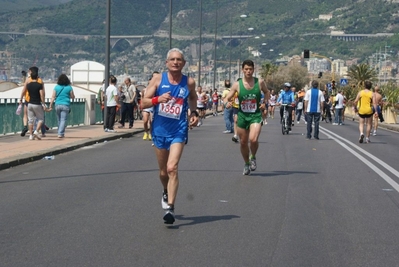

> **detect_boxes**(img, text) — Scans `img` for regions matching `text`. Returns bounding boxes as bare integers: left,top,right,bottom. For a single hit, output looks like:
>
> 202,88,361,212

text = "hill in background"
0,0,72,13
0,0,398,81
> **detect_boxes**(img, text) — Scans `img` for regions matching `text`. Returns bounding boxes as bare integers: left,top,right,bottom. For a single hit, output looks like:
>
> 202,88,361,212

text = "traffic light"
304,49,310,59
318,72,323,78
332,80,336,89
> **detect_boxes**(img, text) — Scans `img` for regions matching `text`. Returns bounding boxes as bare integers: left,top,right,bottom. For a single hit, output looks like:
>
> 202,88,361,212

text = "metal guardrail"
0,98,87,135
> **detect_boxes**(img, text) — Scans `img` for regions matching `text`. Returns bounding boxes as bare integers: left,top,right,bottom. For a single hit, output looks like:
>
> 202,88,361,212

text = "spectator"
118,77,136,129
104,76,119,132
49,74,75,138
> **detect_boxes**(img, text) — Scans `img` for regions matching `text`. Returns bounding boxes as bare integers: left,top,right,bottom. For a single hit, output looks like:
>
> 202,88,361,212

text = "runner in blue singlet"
141,48,198,225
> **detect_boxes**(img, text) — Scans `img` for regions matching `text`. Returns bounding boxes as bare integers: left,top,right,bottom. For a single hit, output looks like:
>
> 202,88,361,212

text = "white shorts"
143,107,153,113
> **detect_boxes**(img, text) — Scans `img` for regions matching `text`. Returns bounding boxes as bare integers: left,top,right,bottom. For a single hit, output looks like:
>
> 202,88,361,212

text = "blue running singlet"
152,72,190,138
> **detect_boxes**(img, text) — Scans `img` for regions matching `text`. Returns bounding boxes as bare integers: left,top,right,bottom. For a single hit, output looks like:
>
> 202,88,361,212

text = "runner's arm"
187,77,197,112
260,79,270,101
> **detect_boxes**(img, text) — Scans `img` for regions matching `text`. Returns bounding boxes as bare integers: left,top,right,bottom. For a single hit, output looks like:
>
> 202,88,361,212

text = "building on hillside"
307,58,331,73
332,59,348,77
288,55,303,66
319,14,333,21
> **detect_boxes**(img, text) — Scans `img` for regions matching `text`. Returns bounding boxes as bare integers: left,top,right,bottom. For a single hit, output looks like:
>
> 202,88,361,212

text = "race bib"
241,99,257,113
297,102,303,110
158,98,183,120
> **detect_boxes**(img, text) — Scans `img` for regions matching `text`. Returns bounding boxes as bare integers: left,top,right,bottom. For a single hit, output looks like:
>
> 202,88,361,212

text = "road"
1,113,399,267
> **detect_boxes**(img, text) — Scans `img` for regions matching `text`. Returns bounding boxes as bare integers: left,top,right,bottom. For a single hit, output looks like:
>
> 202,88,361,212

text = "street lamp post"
169,0,172,49
198,0,202,87
238,14,247,74
104,0,111,129
228,16,232,81
212,0,218,90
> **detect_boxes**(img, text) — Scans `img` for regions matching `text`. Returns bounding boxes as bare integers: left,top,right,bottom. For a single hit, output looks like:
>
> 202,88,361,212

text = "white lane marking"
321,127,399,178
319,126,399,193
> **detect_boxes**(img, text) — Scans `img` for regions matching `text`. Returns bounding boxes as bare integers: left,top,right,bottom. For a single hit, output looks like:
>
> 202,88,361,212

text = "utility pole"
212,0,218,90
228,16,232,82
198,0,202,87
104,0,111,129
169,0,172,49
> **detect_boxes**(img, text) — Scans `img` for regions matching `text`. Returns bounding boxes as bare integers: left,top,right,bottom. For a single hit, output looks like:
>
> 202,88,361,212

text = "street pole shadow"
166,214,240,229
252,170,318,178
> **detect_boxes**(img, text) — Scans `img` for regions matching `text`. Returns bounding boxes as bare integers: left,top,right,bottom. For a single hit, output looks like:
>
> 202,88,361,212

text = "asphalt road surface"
1,111,399,267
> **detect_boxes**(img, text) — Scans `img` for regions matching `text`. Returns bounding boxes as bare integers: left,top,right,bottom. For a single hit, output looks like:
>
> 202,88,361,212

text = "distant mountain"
0,0,399,80
0,0,73,13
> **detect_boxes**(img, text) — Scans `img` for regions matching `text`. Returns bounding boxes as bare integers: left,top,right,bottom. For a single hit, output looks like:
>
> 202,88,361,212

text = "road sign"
327,83,332,92
340,78,348,85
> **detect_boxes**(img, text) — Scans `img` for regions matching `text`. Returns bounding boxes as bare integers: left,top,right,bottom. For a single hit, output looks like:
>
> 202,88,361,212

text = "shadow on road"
253,170,318,177
166,214,240,229
0,169,159,184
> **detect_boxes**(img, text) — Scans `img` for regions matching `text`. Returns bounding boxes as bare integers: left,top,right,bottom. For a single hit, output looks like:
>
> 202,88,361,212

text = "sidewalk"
0,122,145,171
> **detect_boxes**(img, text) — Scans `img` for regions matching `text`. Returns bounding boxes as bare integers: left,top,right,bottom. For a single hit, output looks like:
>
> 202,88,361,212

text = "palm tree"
347,63,377,88
260,62,278,89
260,62,277,78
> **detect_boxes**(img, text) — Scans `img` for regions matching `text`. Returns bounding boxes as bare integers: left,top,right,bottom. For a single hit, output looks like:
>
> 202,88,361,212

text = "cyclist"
277,82,295,131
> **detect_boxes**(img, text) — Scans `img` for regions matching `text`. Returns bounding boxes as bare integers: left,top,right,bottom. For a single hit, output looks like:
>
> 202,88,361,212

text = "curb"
0,129,144,171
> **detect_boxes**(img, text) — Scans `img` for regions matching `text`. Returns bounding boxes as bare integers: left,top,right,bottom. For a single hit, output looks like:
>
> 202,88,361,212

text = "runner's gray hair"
166,48,185,61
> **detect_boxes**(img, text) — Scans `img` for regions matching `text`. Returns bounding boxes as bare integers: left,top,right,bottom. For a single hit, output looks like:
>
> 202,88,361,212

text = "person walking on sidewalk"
49,74,75,138
224,59,269,175
118,77,136,129
104,75,119,133
141,48,198,224
304,80,324,140
19,68,45,140
353,81,378,144
19,67,45,137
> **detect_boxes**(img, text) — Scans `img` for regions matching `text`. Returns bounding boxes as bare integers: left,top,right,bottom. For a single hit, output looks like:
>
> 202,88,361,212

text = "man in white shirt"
105,75,119,132
333,90,344,125
304,80,324,140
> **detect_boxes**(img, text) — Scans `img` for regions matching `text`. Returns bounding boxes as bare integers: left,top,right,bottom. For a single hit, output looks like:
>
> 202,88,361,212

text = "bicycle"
133,102,143,120
281,104,290,135
322,104,332,123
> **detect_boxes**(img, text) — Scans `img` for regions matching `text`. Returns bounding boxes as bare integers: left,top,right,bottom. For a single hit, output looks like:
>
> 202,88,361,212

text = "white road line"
319,126,399,193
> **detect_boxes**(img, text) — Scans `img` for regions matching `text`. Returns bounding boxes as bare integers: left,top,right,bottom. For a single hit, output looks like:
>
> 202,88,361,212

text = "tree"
260,62,278,80
347,63,378,88
271,64,309,91
260,62,278,90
